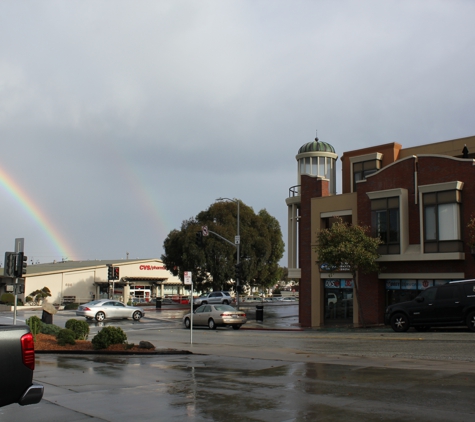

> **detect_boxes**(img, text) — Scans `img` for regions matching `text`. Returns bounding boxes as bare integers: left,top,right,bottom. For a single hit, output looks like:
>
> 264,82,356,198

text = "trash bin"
41,310,53,324
256,305,264,322
155,298,162,309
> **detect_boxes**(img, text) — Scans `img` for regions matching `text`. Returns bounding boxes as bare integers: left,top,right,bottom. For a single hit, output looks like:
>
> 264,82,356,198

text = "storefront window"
324,279,353,323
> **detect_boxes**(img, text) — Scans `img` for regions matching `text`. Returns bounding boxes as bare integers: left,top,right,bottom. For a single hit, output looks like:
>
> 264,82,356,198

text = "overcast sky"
1,0,474,265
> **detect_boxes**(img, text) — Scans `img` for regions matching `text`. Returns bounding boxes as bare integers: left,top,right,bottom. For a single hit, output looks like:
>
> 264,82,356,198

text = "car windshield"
214,305,235,312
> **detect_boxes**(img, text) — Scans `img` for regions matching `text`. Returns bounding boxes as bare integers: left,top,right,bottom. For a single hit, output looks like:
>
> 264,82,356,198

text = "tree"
29,286,52,304
161,201,284,292
315,218,381,327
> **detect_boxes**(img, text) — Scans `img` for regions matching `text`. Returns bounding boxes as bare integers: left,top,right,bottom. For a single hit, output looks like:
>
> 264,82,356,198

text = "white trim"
418,181,464,193
378,273,464,279
367,188,406,200
349,152,383,164
320,209,352,218
320,273,353,279
377,252,465,261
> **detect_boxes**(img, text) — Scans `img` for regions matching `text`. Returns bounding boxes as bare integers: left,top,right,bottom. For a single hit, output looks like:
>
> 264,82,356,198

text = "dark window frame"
371,196,400,255
353,159,381,192
423,190,462,253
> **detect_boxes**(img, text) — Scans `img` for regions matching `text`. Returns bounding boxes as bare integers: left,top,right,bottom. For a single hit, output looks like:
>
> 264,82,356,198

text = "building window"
371,197,400,254
423,190,462,253
353,159,381,192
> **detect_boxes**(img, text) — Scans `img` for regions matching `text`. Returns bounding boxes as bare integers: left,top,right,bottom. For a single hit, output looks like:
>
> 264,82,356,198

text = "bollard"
155,297,162,309
256,305,264,322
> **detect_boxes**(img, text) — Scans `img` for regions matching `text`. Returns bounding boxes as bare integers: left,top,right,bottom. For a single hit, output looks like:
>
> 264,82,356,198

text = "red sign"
139,265,166,271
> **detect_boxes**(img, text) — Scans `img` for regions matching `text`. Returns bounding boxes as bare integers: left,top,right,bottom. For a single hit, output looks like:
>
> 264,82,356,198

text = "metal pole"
190,281,193,345
236,200,240,310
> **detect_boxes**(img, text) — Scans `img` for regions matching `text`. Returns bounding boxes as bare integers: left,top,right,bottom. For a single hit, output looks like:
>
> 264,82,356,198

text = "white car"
76,299,145,322
281,297,298,302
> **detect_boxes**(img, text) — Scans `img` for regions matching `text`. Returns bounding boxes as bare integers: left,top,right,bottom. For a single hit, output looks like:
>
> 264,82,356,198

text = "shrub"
41,323,62,336
56,329,76,346
92,326,127,350
64,303,79,310
0,293,15,305
65,319,90,340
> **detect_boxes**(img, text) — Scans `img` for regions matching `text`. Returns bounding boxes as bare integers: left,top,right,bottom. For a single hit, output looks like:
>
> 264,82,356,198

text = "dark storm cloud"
0,0,474,262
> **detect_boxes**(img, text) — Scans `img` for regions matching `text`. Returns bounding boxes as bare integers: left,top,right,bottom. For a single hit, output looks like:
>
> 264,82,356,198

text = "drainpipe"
414,155,418,205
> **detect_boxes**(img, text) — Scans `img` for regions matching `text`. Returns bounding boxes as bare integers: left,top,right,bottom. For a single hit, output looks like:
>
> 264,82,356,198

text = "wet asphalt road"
2,305,475,421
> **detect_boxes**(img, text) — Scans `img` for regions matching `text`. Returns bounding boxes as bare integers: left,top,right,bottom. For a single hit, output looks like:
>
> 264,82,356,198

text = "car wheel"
223,300,229,305
202,301,208,305
414,326,430,332
132,311,142,321
466,311,475,332
390,313,409,332
208,318,216,330
232,325,241,330
95,311,106,322
184,318,191,329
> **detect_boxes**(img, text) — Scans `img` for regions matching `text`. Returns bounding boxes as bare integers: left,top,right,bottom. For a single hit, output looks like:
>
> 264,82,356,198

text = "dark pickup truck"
0,324,44,407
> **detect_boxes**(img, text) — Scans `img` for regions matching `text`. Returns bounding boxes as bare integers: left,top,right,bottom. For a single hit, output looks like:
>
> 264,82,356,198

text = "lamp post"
216,197,240,310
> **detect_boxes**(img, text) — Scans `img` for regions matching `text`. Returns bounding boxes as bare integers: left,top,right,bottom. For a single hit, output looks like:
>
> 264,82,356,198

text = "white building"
0,259,185,305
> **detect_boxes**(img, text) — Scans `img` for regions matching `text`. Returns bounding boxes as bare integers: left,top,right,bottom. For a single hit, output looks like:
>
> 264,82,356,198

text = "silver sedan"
183,304,247,330
76,299,145,322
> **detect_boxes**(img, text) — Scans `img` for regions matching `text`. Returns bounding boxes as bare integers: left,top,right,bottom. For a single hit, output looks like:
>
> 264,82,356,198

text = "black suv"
385,280,475,332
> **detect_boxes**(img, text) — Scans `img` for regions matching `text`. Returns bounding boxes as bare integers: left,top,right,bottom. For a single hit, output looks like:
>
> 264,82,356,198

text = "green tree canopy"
315,218,381,326
161,201,284,292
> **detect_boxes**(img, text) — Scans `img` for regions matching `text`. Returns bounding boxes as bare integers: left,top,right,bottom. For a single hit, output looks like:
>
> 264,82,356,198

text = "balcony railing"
289,185,301,197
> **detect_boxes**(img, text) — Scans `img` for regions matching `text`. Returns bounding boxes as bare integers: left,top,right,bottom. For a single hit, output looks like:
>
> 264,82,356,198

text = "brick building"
286,135,475,327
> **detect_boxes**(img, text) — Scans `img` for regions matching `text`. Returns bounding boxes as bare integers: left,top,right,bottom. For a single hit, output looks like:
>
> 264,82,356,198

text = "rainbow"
0,165,75,260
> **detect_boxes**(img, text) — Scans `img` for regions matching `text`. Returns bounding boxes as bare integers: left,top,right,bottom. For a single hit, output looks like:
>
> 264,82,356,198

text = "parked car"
243,296,266,303
281,296,297,302
193,291,233,306
76,299,145,322
183,304,247,330
385,280,475,332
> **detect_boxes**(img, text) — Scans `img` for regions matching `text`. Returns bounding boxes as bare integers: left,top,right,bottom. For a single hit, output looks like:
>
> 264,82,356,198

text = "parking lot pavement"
3,327,475,421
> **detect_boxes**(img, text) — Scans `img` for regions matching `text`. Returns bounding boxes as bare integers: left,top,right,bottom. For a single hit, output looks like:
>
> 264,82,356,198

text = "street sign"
184,271,192,285
202,226,209,236
15,238,24,253
235,235,240,245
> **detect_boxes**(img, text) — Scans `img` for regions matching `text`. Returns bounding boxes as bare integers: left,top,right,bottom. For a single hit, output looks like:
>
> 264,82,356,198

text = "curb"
35,348,193,355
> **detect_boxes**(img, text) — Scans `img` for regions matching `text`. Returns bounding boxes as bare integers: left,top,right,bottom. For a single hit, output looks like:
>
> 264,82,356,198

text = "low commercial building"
0,259,185,305
286,134,475,327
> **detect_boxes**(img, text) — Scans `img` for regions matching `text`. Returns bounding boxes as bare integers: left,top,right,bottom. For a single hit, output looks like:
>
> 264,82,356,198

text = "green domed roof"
298,137,335,154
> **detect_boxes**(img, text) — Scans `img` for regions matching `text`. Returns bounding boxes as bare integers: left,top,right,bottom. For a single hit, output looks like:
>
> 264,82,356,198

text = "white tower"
285,136,338,279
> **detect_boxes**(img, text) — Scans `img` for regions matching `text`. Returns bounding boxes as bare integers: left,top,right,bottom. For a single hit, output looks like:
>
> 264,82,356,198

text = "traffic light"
114,267,120,280
235,262,241,280
14,252,27,278
108,266,114,280
195,231,203,248
4,252,15,277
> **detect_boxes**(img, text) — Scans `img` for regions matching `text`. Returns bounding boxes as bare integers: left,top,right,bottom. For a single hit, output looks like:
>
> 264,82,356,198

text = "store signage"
386,280,400,290
139,265,166,271
418,280,434,290
401,280,417,290
325,279,340,288
341,279,353,289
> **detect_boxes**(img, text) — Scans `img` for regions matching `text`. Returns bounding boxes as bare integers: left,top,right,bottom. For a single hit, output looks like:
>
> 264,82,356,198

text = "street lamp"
216,197,240,310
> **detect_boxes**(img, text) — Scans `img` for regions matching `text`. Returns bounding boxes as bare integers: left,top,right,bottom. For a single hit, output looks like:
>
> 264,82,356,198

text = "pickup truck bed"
0,324,44,407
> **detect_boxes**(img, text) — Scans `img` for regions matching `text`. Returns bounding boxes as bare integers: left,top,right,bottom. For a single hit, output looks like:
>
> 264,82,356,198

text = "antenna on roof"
315,129,318,142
